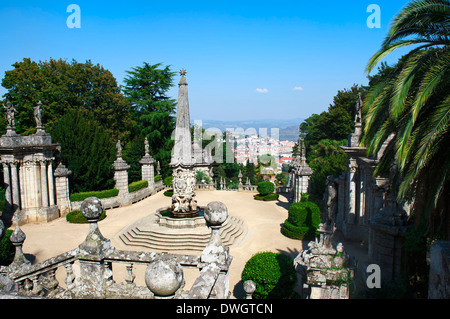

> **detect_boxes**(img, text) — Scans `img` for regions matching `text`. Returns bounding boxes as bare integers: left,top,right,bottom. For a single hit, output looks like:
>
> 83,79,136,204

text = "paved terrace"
18,189,368,299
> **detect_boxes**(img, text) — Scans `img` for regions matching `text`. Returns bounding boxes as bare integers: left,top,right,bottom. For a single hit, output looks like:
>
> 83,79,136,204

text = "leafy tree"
1,58,132,138
122,135,145,183
307,139,348,201
122,62,177,179
364,0,450,238
49,109,116,193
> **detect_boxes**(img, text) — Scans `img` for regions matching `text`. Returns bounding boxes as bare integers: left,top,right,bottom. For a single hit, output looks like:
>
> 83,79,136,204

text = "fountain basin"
156,206,206,229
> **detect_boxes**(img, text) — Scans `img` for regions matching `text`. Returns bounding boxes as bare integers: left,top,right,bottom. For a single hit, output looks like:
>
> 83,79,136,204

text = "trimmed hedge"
241,251,297,299
0,229,14,266
69,188,119,202
128,180,148,193
66,209,107,223
154,175,162,182
254,193,279,201
257,181,275,196
282,201,321,240
163,176,173,187
164,189,173,197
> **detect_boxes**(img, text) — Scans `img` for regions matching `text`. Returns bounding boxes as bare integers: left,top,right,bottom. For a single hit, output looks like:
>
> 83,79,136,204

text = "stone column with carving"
290,138,313,202
2,162,12,213
39,160,49,208
54,162,71,216
139,137,155,193
113,140,130,206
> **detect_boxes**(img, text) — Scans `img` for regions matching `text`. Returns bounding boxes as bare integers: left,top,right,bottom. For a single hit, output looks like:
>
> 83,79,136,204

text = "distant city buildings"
232,134,295,172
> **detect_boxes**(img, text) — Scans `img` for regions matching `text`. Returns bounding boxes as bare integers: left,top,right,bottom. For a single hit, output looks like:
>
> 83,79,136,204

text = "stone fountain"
117,69,247,251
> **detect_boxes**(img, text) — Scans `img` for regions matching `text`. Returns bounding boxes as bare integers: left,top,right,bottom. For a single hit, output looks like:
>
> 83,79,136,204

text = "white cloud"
293,86,304,91
256,88,269,93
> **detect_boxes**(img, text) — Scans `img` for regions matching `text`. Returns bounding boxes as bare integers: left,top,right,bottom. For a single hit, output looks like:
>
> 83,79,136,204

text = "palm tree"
363,0,450,237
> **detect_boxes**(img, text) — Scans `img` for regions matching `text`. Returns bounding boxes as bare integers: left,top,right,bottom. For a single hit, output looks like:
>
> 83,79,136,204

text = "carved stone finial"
179,68,187,77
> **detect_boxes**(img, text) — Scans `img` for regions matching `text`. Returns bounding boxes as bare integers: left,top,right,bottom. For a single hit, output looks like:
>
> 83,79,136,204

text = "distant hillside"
195,118,302,142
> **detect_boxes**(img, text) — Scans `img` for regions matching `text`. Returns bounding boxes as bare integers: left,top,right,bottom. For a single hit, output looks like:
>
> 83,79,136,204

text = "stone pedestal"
113,157,130,206
369,192,409,282
54,162,71,216
139,153,155,193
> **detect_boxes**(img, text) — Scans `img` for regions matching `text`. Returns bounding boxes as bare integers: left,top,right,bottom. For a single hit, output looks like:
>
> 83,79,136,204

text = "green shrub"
254,193,279,201
69,188,119,202
300,193,310,202
0,229,14,266
163,189,173,197
163,176,173,187
154,175,162,183
241,251,297,299
128,180,148,193
66,210,107,223
257,181,275,196
282,201,321,240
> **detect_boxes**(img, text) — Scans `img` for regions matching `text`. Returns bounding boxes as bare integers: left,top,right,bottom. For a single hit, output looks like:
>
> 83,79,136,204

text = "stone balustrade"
0,197,233,299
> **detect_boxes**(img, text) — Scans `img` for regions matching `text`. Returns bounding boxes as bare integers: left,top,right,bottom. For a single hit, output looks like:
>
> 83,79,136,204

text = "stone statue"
116,140,122,158
323,176,337,224
3,101,17,128
355,92,362,122
33,101,43,128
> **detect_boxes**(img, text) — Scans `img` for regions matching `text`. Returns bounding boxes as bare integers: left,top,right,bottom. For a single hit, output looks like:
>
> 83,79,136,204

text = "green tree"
49,109,116,193
1,58,132,138
122,62,177,179
364,0,450,238
308,139,348,201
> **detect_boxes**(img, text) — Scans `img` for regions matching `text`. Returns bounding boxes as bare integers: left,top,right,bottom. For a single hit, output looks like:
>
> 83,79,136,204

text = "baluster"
46,268,59,291
30,274,44,296
104,261,114,286
24,278,33,293
125,263,136,286
64,261,76,291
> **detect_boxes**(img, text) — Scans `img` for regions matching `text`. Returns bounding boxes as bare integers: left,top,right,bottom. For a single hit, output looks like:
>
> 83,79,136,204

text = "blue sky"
0,1,410,121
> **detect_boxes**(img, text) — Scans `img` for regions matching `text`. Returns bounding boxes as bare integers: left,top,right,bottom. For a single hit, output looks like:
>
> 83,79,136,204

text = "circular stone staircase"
117,212,247,251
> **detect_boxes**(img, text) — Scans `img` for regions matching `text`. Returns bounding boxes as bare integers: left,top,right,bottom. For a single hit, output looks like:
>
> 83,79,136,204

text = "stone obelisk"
169,69,198,217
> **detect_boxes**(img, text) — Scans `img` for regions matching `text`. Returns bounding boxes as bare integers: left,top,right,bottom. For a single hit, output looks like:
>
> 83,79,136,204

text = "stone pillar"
347,158,357,225
47,160,55,206
369,188,408,282
77,197,111,297
54,163,71,216
113,158,130,205
10,161,20,212
2,162,12,213
40,160,49,208
140,138,155,193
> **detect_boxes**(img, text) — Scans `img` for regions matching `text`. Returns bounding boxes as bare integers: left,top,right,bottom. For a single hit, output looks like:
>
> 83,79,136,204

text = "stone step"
119,215,247,251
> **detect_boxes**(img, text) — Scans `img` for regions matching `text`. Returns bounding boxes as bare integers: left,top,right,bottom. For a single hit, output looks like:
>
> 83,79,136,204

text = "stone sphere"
80,197,104,220
243,280,256,294
204,201,228,226
145,258,184,297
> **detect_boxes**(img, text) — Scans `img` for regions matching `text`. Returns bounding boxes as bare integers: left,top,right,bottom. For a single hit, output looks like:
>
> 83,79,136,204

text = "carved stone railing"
0,197,233,299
